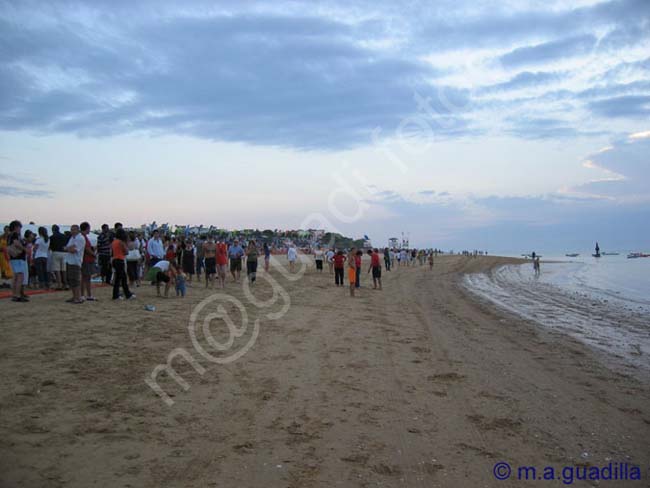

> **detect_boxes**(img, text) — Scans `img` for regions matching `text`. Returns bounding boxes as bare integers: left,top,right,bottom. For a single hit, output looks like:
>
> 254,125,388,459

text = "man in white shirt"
65,224,86,304
287,244,298,272
326,248,335,274
147,229,165,265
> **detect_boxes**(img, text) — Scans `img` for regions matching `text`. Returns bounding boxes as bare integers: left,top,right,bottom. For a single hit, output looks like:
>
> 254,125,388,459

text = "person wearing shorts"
347,247,357,297
65,224,85,304
7,220,29,302
367,248,382,290
216,240,228,288
49,224,68,289
228,239,244,282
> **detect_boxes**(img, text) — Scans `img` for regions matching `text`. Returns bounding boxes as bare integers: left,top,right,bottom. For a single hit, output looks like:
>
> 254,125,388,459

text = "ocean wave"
463,263,650,373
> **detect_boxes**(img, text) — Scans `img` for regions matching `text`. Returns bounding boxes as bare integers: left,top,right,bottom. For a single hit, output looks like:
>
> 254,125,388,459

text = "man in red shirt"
367,248,382,290
333,250,345,286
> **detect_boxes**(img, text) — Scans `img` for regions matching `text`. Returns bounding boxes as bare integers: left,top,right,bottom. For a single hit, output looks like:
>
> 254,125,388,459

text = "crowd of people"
1,220,443,303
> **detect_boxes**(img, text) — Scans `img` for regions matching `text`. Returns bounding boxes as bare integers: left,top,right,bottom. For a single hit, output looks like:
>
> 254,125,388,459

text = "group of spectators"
1,219,445,303
1,220,138,303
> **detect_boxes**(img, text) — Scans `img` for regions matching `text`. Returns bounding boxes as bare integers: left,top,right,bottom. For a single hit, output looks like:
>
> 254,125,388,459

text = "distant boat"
565,253,579,257
627,252,650,259
593,242,601,258
602,252,619,256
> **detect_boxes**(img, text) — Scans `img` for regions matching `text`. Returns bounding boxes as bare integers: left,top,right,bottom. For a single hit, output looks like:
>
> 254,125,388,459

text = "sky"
0,0,649,252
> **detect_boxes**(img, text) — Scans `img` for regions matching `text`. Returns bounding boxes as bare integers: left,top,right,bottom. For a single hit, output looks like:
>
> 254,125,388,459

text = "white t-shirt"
34,236,50,259
65,234,86,266
287,247,297,261
314,249,324,261
155,260,170,272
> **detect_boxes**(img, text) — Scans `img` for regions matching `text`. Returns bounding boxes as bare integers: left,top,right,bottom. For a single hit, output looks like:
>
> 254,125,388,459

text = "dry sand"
1,255,649,487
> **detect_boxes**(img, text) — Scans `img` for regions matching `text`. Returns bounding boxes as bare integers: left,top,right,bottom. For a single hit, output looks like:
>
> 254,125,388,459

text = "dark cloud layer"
0,0,648,149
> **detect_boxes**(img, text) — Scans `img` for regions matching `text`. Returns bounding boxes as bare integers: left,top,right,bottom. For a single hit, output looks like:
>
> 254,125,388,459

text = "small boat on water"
627,252,650,259
593,242,601,258
602,252,619,256
565,253,579,257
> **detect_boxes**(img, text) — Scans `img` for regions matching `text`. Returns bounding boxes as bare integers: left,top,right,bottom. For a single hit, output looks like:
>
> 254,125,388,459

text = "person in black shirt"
49,224,69,289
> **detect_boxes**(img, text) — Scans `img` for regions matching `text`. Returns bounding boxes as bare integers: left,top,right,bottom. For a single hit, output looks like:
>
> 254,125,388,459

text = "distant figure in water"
531,251,536,260
533,257,541,277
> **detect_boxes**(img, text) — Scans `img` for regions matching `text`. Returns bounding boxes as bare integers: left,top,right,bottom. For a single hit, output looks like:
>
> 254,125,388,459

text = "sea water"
463,254,650,374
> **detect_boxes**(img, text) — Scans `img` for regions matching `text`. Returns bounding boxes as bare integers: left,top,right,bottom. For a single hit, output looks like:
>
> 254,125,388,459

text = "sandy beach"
1,255,648,487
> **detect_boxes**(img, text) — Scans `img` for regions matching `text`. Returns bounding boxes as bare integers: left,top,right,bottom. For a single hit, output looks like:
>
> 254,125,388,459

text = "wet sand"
1,255,649,487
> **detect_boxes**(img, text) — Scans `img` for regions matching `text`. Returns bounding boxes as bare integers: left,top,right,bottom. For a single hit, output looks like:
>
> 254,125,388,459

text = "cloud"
479,71,563,93
0,185,53,198
505,117,586,139
0,0,648,149
588,95,650,118
498,35,597,68
571,135,650,199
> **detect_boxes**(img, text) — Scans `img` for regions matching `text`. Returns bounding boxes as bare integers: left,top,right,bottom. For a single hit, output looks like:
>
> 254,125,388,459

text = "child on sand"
175,270,187,297
428,252,434,270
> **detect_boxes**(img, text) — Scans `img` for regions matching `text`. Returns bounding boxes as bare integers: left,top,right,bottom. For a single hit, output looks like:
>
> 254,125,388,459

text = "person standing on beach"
203,235,217,288
33,227,50,289
229,239,244,281
0,226,13,283
534,257,541,277
326,248,335,274
216,238,228,288
313,246,324,273
195,236,205,281
181,238,195,283
7,220,28,302
355,250,362,289
147,230,164,267
246,240,259,284
333,250,345,286
348,247,357,297
80,222,97,301
368,248,382,290
383,247,391,271
64,224,85,304
97,224,113,284
49,225,68,290
126,233,142,288
111,228,135,301
428,252,434,270
263,242,271,272
287,244,298,273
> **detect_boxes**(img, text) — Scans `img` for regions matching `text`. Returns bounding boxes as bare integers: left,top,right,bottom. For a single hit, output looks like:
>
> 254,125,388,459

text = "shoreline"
1,255,648,487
